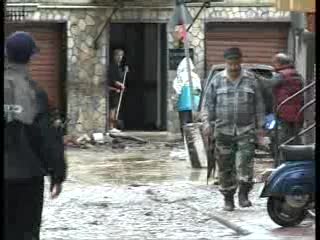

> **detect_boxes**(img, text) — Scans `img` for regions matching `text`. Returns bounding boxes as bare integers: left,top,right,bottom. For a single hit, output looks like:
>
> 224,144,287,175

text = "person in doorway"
107,48,128,133
4,31,67,240
202,47,266,211
173,57,202,138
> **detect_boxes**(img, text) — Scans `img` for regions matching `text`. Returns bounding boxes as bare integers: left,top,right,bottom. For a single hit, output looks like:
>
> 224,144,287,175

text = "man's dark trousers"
4,177,44,240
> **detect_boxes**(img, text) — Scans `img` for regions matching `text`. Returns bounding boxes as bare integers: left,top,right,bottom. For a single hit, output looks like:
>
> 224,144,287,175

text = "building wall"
294,32,315,144
6,1,291,135
13,8,109,134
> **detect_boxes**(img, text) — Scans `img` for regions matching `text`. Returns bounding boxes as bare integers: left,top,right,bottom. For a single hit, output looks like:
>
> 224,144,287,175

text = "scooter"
259,82,315,227
259,144,315,227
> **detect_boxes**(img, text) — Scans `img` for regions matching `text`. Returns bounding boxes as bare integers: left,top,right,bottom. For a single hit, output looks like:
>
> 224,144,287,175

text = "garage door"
205,22,289,69
5,23,65,110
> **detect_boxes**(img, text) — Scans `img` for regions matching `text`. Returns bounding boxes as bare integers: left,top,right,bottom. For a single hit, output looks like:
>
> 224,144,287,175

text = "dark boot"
238,183,252,208
223,194,235,211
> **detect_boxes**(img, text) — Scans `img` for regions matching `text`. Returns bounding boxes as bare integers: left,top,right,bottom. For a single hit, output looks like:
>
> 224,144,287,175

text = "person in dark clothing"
107,48,127,133
271,53,304,144
257,53,304,157
4,31,67,240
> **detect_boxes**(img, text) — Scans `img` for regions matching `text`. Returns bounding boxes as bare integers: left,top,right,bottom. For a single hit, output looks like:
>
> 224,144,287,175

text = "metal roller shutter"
205,22,290,69
5,23,64,110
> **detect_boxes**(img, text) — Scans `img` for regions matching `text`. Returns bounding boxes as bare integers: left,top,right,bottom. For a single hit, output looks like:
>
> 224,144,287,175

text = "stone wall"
11,4,290,134
21,8,109,134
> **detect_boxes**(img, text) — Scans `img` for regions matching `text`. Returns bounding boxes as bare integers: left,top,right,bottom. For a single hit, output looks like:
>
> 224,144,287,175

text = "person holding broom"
107,48,128,133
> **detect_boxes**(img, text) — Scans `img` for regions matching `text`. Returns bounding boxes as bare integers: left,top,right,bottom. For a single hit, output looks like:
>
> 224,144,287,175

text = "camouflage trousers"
215,131,256,196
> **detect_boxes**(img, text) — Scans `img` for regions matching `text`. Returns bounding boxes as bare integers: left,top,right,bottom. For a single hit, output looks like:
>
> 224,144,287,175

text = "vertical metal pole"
180,3,194,121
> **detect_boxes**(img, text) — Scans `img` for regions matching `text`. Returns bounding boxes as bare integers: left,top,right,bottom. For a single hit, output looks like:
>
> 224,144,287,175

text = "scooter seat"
279,144,315,161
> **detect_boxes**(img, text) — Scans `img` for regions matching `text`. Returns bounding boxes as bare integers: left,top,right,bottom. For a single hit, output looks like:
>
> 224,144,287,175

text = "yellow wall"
273,0,315,12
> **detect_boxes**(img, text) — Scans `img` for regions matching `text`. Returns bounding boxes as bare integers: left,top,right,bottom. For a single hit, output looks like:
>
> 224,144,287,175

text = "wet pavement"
41,136,315,240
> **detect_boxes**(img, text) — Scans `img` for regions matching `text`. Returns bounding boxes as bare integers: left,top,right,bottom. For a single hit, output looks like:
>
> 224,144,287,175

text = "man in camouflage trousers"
202,47,265,211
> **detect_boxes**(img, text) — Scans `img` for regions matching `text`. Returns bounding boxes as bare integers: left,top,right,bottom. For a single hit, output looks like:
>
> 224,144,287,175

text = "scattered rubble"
259,168,276,182
91,133,104,144
109,133,148,144
76,134,91,144
63,132,149,149
169,149,188,161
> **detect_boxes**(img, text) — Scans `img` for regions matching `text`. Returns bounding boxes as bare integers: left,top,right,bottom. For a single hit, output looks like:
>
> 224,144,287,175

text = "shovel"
115,68,128,129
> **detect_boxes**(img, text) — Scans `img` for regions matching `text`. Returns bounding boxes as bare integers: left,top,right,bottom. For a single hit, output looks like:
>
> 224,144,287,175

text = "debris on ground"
63,131,149,149
91,133,105,144
169,148,188,161
63,135,79,147
111,138,126,149
109,133,148,144
259,168,276,182
76,134,91,145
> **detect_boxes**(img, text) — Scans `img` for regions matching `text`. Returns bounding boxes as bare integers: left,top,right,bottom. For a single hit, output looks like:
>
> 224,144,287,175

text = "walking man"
203,47,265,211
4,31,67,239
107,48,127,133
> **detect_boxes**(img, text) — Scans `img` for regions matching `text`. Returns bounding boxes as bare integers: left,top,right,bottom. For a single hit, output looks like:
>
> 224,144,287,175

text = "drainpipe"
179,4,194,120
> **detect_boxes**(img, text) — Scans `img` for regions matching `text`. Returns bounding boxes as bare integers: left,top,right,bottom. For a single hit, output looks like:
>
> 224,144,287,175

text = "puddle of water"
66,145,209,185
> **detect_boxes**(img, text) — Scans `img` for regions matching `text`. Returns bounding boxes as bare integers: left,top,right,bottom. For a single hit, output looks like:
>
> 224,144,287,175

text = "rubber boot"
223,194,235,211
238,183,252,208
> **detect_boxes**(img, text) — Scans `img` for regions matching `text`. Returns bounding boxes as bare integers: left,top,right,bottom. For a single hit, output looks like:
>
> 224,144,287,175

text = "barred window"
5,9,28,22
5,1,34,23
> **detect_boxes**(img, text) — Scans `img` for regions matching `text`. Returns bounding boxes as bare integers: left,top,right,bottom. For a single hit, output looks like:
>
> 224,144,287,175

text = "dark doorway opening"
109,23,167,131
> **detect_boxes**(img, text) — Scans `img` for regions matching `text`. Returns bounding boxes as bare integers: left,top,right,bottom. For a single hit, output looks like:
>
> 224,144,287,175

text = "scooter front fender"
260,161,315,198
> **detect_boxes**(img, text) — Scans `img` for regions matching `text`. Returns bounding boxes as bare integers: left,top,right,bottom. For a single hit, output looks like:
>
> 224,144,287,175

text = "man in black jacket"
4,31,67,240
107,48,127,133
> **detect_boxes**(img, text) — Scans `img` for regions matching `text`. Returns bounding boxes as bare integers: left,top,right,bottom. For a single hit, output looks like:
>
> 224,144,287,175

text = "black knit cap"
5,31,39,64
224,47,242,60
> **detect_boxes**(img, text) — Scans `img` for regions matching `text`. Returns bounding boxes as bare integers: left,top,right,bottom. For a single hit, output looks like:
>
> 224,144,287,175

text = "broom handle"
115,69,128,121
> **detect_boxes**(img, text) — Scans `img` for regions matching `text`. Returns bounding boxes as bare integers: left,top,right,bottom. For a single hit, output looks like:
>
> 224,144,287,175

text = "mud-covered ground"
40,138,315,240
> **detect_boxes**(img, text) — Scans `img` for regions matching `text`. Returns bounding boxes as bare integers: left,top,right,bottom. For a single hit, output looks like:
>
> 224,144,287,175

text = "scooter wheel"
267,196,307,227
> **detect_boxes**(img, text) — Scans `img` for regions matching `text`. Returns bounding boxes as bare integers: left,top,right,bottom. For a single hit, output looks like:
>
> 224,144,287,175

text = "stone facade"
6,1,290,134
18,7,109,134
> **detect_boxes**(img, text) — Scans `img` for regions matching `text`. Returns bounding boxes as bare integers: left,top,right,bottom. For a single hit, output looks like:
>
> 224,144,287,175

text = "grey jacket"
4,70,67,183
201,69,265,136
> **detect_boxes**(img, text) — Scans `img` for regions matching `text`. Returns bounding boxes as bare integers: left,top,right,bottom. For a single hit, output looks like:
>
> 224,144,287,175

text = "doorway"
109,23,167,131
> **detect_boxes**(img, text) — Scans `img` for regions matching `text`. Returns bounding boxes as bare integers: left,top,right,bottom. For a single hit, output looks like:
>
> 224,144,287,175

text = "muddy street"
41,136,315,240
